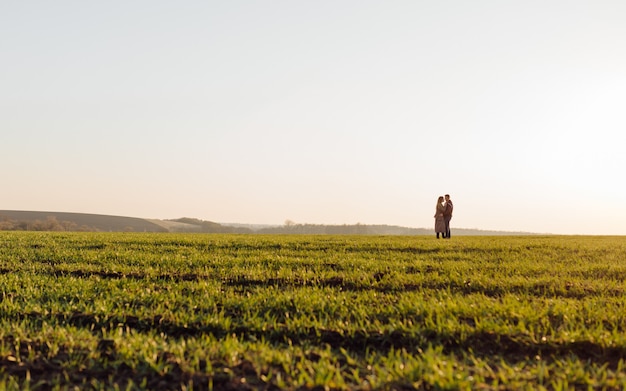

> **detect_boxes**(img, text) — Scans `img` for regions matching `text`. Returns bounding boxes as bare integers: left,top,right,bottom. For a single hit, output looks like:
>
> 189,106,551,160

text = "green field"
1,232,625,390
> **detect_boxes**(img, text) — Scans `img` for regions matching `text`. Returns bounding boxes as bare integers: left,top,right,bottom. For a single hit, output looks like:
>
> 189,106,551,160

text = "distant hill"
0,210,536,235
0,210,167,232
0,211,251,233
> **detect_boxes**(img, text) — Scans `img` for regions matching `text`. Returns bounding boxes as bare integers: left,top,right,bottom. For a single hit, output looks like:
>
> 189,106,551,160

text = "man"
443,194,453,239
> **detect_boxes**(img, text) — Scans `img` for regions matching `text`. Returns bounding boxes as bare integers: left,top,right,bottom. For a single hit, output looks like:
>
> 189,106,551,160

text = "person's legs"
444,217,451,239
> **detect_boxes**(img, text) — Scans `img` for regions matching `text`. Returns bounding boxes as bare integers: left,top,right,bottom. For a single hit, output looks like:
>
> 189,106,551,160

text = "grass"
0,232,625,390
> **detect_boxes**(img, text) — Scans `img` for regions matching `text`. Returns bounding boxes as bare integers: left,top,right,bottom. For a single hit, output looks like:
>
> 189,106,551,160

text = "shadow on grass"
4,310,626,390
0,333,269,391
13,311,626,368
5,268,622,299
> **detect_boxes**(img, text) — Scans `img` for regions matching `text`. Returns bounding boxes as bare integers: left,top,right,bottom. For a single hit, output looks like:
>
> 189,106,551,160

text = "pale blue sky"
2,1,625,234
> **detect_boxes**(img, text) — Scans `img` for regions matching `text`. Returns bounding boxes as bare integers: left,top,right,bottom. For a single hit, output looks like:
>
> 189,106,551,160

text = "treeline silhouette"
254,223,431,235
0,216,99,232
0,211,166,232
168,218,250,233
0,212,535,235
250,224,533,236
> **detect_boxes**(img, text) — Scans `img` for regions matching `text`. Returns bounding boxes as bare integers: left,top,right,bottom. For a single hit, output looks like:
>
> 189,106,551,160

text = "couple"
434,194,453,239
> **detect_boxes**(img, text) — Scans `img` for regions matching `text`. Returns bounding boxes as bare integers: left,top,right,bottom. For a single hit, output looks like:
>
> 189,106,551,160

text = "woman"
434,196,446,238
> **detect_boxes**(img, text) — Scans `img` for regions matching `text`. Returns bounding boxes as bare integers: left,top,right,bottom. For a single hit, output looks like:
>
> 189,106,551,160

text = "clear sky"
2,1,625,235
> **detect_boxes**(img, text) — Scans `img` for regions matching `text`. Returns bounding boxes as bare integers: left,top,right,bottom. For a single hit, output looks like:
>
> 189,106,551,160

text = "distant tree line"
0,214,536,235
252,222,535,236
167,219,536,236
168,218,253,233
254,223,432,235
0,216,100,232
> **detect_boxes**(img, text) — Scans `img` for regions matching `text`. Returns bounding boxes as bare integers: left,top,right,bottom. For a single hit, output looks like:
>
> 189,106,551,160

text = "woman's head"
437,196,444,203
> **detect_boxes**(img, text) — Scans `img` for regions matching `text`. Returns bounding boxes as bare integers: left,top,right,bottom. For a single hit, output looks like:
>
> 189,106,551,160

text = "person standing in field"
443,194,453,239
434,196,446,239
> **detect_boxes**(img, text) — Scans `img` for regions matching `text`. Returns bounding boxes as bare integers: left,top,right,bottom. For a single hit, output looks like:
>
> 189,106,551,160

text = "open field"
1,232,625,390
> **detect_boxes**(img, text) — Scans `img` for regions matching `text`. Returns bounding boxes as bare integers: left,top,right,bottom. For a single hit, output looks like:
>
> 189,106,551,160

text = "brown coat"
434,203,446,233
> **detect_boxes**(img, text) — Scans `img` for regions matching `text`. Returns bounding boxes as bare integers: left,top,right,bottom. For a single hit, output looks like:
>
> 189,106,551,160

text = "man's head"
445,194,450,201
